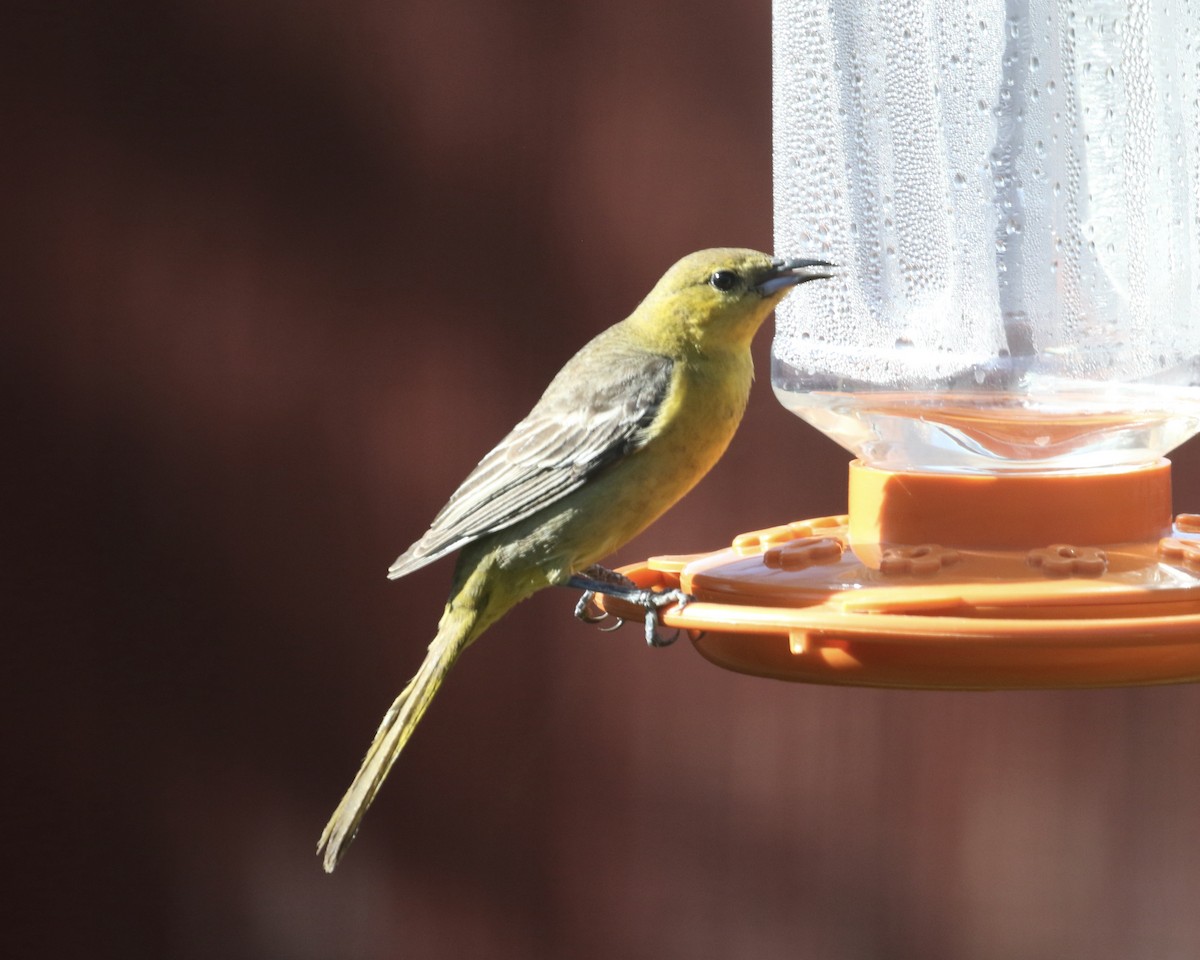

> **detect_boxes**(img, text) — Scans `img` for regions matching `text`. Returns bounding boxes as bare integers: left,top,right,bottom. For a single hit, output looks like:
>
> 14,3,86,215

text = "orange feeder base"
603,459,1200,689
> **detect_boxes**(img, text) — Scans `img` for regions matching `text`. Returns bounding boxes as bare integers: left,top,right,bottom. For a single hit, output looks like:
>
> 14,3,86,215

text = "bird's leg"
566,565,692,647
569,566,635,633
571,566,614,624
568,565,635,629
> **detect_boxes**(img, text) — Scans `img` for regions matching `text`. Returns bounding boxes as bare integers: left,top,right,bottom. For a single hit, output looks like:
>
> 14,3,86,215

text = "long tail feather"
317,607,475,872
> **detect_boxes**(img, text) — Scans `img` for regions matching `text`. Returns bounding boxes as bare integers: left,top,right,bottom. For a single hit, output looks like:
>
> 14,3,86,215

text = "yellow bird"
319,248,831,871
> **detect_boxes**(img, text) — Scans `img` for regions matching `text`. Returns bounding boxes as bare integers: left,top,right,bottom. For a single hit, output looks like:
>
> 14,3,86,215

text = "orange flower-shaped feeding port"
1027,544,1108,577
1159,537,1200,568
731,517,845,556
878,544,961,576
762,536,844,571
1176,514,1200,534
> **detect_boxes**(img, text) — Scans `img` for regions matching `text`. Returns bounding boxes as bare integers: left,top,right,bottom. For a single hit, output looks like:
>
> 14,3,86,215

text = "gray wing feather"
388,344,674,579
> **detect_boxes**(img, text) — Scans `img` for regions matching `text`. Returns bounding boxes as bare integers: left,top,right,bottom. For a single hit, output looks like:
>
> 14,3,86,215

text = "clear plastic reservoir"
772,0,1200,474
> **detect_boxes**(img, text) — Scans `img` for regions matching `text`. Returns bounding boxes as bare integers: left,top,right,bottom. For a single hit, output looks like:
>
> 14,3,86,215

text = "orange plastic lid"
601,460,1200,689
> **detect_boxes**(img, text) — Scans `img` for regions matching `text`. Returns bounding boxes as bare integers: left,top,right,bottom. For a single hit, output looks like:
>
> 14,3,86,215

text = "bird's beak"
756,257,835,297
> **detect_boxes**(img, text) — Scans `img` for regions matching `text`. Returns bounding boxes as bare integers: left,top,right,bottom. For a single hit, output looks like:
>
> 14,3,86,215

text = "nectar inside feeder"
604,0,1200,689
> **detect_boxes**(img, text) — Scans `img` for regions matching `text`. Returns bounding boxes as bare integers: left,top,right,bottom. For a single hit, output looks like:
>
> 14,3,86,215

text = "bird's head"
632,248,833,352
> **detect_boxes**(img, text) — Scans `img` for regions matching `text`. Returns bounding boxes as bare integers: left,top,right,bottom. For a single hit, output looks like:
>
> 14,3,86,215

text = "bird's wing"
388,346,675,579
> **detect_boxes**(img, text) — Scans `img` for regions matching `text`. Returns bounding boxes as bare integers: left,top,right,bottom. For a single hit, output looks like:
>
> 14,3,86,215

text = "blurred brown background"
6,2,1200,958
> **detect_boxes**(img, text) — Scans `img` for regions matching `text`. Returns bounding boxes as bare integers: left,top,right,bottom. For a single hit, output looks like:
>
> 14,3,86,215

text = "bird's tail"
317,581,486,873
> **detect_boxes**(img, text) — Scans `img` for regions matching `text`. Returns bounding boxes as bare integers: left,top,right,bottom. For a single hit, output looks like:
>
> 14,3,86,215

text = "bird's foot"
632,587,690,647
572,590,626,632
573,590,607,623
567,566,692,647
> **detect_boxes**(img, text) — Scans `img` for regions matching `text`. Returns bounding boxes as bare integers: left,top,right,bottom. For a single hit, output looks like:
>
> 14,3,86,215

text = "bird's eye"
709,270,740,292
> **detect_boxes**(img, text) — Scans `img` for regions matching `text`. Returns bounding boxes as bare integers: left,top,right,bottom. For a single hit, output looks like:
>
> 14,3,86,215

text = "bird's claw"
632,587,691,647
574,589,626,631
573,590,609,624
567,570,691,647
